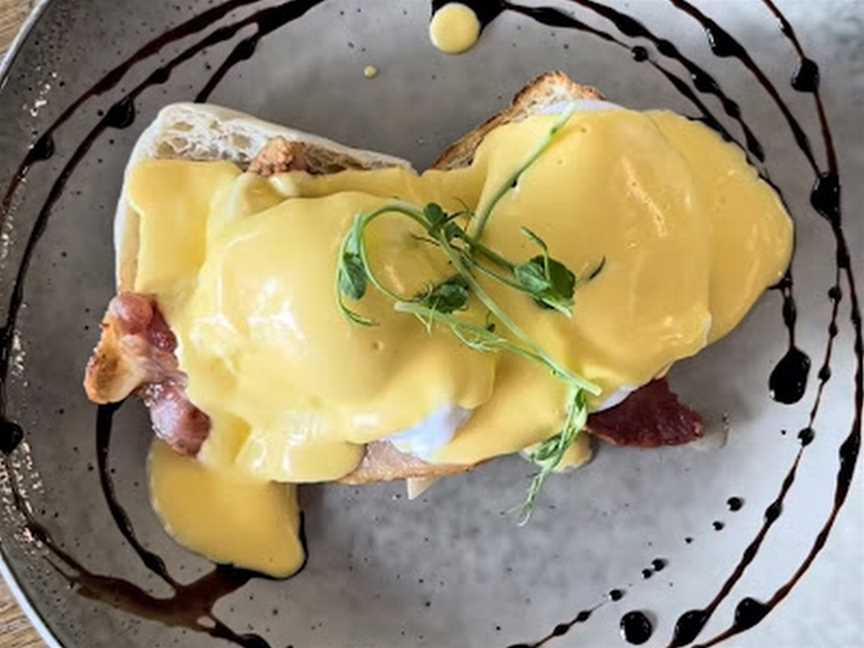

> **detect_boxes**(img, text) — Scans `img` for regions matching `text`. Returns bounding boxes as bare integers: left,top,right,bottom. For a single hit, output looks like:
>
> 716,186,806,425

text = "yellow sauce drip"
429,3,481,54
148,440,305,578
529,432,593,472
129,109,793,575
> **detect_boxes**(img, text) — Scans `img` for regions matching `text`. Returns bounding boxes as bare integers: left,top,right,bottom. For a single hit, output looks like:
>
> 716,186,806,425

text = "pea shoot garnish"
335,108,604,522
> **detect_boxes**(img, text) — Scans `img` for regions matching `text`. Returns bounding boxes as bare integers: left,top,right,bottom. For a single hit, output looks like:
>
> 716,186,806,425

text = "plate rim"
0,2,860,647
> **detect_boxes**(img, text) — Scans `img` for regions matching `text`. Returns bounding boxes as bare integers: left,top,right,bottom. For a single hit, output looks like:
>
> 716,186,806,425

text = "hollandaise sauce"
429,3,481,54
0,0,848,643
129,109,792,575
149,440,305,577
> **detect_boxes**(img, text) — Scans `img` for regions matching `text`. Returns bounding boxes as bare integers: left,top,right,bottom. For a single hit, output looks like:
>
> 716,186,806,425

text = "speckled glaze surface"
0,1,861,647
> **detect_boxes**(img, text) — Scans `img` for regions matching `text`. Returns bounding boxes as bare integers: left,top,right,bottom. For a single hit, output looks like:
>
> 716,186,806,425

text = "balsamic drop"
712,521,725,531
651,558,667,572
810,172,840,222
791,58,819,92
235,635,270,648
764,501,782,523
703,24,743,59
620,611,653,645
726,497,744,512
798,427,815,446
670,609,709,647
769,347,811,404
105,97,137,129
0,418,24,454
31,134,55,161
148,66,172,85
732,597,770,631
575,609,592,623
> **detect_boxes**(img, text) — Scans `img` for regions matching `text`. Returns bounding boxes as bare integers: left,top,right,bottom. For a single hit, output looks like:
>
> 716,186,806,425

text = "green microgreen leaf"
423,202,447,228
470,104,580,239
513,227,576,316
512,388,588,525
338,217,367,299
336,215,377,326
424,203,465,242
418,275,471,315
396,302,518,356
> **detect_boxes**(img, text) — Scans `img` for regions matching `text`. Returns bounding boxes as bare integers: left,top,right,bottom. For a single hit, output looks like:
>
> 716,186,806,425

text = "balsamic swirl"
0,1,859,647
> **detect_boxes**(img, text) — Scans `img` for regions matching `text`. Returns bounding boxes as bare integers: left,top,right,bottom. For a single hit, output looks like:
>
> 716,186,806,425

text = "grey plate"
0,1,861,647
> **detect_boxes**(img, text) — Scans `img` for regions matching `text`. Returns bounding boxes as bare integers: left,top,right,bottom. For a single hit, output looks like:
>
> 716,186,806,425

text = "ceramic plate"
0,1,861,646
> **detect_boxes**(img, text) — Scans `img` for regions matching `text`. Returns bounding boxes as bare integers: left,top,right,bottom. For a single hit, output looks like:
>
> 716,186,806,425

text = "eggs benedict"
84,72,792,577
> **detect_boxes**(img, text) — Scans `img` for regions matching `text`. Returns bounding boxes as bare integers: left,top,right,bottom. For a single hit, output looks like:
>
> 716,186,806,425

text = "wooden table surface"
1,2,50,647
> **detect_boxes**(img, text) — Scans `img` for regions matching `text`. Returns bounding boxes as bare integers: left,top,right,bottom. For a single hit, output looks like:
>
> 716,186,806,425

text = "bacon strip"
85,294,703,470
587,378,704,447
247,138,309,177
84,293,209,456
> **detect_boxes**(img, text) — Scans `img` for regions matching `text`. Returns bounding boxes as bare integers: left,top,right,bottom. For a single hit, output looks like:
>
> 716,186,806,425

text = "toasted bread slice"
88,72,608,488
87,103,410,412
433,71,606,170
114,103,411,293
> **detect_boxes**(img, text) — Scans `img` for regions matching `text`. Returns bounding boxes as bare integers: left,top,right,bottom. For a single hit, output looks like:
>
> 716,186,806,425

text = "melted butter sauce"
0,1,859,647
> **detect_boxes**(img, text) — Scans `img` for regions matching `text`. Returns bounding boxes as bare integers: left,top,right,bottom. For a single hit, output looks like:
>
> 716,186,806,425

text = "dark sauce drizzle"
670,2,862,645
487,1,812,412
506,606,598,648
95,403,177,587
0,1,327,646
609,589,625,602
505,1,748,158
620,610,654,645
0,0,263,233
560,0,767,163
768,273,810,405
431,0,860,646
0,0,858,646
1,406,281,647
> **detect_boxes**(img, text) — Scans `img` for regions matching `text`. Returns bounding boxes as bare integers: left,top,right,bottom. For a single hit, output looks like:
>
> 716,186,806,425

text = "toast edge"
432,70,604,170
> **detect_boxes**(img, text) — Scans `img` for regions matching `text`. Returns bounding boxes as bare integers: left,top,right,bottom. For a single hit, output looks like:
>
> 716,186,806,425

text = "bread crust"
433,71,603,170
340,441,471,485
